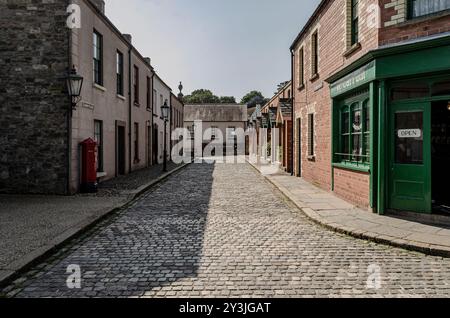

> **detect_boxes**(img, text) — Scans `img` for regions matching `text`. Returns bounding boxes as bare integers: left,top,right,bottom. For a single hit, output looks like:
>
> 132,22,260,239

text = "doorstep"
248,160,450,258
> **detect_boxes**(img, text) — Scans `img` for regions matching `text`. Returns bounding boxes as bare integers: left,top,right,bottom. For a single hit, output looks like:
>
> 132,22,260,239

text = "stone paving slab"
0,163,189,287
249,161,450,258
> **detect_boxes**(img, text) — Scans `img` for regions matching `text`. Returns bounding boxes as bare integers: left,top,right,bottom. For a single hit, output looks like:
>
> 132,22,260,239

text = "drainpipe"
151,73,155,165
128,46,132,173
66,6,72,195
290,49,295,176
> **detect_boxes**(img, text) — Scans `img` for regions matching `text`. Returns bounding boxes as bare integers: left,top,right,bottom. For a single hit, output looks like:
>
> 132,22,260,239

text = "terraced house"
0,0,176,194
290,0,450,215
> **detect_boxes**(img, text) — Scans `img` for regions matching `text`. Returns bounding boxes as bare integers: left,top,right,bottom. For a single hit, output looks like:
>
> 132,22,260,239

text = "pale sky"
106,0,320,101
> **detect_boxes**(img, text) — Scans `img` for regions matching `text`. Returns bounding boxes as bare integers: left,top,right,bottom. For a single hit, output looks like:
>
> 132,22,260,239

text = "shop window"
391,81,429,101
408,0,450,19
432,80,450,96
336,98,370,165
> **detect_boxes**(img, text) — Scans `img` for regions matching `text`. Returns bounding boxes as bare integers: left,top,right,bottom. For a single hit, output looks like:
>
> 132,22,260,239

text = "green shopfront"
328,34,450,215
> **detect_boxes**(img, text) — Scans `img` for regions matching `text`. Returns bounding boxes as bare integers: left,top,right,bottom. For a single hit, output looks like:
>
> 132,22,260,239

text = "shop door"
389,102,431,213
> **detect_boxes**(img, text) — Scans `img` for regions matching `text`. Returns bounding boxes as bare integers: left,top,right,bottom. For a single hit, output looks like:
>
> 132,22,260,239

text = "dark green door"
389,102,431,214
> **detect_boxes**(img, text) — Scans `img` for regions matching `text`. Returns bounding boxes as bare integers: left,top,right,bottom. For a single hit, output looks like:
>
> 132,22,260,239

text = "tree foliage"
183,89,237,104
241,91,269,108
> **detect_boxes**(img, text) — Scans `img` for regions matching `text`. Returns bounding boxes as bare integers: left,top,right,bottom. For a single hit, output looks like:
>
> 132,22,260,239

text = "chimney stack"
144,57,151,65
91,0,105,14
122,34,132,44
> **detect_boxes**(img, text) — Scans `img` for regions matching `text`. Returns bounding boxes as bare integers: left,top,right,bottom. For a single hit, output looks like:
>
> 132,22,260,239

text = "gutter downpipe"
128,45,132,173
67,0,73,195
151,73,155,165
290,49,295,176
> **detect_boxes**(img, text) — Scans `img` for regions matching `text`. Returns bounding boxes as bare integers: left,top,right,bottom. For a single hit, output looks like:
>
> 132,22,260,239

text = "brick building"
290,0,450,215
258,81,293,172
0,0,178,194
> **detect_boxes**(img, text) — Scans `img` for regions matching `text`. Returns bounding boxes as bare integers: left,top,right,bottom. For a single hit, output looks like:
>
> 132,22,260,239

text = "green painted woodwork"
333,90,370,168
330,61,375,97
376,45,450,80
369,82,377,210
377,81,387,215
388,102,432,214
329,36,450,214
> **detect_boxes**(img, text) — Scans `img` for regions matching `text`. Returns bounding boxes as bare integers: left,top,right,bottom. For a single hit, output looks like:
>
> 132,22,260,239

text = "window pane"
391,81,429,101
395,111,424,164
352,107,362,133
341,111,349,134
342,136,350,156
352,134,362,161
411,0,450,18
363,101,370,131
432,80,450,96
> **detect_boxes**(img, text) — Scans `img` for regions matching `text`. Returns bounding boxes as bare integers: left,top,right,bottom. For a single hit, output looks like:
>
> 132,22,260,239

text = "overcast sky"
106,0,320,101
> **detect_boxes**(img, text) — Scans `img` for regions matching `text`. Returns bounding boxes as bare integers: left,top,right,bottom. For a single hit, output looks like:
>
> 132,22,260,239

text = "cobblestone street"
3,163,450,298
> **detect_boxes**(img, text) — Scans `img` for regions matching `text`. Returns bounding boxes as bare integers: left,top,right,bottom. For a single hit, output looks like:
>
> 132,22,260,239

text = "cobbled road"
3,163,450,298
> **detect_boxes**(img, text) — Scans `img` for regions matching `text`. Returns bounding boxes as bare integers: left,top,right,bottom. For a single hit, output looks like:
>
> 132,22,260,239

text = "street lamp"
66,66,83,111
161,99,170,172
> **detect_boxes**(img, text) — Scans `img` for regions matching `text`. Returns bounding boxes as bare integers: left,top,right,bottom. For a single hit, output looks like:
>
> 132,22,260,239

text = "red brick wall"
380,0,450,45
292,0,378,206
380,13,450,45
334,168,370,209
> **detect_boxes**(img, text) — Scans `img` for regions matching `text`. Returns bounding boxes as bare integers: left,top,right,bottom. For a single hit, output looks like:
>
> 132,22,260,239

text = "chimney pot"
123,34,132,44
91,0,105,14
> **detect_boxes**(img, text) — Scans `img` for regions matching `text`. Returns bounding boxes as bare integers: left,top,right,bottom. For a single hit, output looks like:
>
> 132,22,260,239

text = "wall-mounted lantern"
66,66,83,111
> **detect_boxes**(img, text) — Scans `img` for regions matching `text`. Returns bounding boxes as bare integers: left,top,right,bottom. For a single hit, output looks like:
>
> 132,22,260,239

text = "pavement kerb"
0,162,191,289
247,161,450,258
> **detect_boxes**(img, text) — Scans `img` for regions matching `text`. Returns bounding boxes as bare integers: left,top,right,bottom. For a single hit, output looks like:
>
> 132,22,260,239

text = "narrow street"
3,163,450,298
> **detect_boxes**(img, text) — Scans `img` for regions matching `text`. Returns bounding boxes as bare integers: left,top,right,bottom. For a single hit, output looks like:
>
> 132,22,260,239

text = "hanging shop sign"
330,61,376,97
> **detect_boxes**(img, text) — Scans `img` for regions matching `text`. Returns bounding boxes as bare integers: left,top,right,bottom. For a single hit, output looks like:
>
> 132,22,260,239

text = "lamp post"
161,99,170,172
66,66,84,112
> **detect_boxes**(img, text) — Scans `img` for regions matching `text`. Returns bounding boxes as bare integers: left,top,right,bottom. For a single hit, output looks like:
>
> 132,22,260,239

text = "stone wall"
0,0,70,194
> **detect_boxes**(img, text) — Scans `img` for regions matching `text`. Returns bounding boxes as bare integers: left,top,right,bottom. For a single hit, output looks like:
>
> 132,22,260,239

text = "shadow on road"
9,163,215,298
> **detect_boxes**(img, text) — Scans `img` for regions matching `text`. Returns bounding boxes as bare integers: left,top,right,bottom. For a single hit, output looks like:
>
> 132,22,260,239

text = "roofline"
154,72,173,91
325,31,450,83
85,0,154,71
185,104,247,107
289,0,329,51
262,80,292,110
170,92,184,105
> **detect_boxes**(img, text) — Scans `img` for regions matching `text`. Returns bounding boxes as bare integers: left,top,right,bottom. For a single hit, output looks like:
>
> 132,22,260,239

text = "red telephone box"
80,138,98,193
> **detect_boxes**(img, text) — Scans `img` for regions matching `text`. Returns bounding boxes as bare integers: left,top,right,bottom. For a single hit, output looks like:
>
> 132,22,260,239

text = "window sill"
134,102,140,107
93,83,106,92
298,84,305,91
343,42,361,58
146,107,152,112
307,155,316,161
117,94,126,101
310,73,319,82
333,162,370,173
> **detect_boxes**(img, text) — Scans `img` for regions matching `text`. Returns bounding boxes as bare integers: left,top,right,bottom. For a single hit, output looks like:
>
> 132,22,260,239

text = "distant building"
184,104,248,156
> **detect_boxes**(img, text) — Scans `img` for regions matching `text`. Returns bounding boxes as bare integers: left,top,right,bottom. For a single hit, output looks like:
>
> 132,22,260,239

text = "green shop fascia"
327,33,450,215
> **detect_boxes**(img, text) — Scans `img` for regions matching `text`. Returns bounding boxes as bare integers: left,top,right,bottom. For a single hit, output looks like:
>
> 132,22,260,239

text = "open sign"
398,129,422,138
